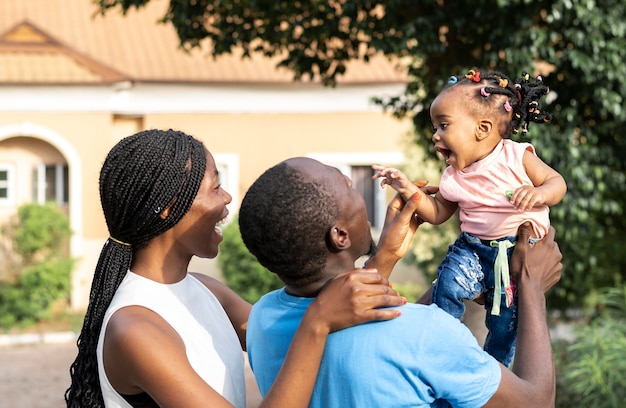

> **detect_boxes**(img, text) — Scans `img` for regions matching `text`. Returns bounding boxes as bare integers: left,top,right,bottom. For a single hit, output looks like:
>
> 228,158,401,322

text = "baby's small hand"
371,165,417,199
509,185,545,211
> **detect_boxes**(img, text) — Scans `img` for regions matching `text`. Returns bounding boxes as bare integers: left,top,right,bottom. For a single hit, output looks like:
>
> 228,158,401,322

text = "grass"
1,311,84,335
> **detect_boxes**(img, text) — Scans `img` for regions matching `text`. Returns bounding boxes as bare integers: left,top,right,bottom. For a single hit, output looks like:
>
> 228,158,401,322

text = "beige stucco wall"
147,111,412,197
0,107,413,311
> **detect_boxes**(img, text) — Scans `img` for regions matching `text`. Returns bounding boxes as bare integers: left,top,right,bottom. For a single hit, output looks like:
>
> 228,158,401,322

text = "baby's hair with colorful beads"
445,69,552,138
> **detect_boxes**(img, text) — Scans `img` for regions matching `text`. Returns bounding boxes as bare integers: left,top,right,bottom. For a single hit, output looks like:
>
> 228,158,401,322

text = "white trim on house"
0,83,407,114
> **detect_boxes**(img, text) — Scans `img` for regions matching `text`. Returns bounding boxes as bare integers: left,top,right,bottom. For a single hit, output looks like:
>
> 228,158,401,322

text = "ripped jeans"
431,232,518,367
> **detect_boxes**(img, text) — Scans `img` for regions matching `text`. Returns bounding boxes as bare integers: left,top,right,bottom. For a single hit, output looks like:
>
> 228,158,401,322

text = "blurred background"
0,1,624,407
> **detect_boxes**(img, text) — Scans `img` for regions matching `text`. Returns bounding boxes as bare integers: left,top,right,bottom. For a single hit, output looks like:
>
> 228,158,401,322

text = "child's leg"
484,294,518,367
477,236,518,368
431,235,484,319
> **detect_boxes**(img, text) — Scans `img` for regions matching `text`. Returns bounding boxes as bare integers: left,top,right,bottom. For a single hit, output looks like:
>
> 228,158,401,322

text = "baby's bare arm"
372,165,419,200
372,165,457,224
513,151,567,211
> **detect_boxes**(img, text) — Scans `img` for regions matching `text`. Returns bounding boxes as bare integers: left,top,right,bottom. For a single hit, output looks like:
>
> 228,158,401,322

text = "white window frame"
307,152,404,231
0,163,15,206
34,163,68,205
212,153,240,223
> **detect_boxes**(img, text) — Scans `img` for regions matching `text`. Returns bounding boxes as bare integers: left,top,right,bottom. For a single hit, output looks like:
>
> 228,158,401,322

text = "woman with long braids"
373,70,567,368
65,129,415,407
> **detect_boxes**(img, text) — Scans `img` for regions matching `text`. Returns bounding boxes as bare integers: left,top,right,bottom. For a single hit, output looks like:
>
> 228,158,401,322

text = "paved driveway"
0,342,262,408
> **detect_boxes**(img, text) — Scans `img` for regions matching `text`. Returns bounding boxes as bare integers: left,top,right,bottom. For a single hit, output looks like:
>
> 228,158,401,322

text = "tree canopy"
97,0,626,309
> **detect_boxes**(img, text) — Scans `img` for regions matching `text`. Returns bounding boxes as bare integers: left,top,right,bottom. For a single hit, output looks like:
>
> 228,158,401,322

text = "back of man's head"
239,159,339,288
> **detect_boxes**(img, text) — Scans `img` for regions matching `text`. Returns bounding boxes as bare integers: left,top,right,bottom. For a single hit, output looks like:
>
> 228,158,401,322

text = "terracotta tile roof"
0,0,407,85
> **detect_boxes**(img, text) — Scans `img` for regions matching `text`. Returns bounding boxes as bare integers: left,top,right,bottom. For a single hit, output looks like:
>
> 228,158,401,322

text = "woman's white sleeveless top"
96,271,245,407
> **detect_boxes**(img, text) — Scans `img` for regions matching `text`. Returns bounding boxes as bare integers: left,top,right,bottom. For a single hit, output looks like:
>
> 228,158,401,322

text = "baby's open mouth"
436,147,452,160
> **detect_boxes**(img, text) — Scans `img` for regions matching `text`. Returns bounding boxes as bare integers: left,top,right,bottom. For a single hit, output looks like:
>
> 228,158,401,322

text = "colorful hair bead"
448,76,458,84
465,70,481,82
504,101,512,112
499,79,508,88
480,87,491,97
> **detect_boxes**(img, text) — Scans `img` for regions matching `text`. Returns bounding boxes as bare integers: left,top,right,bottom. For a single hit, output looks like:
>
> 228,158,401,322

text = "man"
240,157,561,407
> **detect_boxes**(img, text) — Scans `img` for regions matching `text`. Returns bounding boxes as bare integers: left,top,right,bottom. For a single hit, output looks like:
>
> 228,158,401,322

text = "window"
33,163,69,205
212,153,240,221
0,163,15,205
351,165,386,229
307,153,404,231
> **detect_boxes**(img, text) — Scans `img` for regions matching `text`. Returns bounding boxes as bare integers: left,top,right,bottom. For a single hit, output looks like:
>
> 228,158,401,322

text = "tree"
97,0,626,309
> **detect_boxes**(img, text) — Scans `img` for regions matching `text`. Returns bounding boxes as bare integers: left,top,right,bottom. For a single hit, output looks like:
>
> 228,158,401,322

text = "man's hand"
511,222,562,293
367,181,437,278
311,270,405,333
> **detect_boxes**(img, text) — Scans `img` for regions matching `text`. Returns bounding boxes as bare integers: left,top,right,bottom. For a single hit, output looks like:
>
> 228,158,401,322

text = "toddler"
373,70,566,367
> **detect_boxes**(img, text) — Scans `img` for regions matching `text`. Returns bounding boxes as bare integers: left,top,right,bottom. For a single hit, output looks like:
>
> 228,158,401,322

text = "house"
0,0,412,310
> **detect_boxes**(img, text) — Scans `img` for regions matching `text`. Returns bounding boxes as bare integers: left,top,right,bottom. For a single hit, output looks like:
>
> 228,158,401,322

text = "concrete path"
0,341,262,408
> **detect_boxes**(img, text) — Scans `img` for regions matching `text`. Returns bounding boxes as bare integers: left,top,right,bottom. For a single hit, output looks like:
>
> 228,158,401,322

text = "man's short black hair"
239,161,338,288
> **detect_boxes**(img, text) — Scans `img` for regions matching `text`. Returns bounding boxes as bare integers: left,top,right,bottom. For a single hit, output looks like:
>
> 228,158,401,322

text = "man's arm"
365,182,435,278
483,223,562,408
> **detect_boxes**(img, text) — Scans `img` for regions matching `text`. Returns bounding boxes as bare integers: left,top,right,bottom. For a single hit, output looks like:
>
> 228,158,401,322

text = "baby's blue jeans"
431,232,518,367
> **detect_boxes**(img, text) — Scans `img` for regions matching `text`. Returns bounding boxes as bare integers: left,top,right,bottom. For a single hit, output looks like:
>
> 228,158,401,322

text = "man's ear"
475,119,493,141
328,224,351,251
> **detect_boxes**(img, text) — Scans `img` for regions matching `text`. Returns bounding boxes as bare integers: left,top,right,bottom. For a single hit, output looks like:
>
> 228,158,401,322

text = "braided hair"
65,129,207,407
239,160,338,288
445,69,552,138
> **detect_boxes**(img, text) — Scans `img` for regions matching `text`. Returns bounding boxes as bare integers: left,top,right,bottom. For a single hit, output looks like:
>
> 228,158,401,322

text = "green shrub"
0,202,73,329
218,217,283,304
555,286,626,408
391,281,424,304
0,259,74,327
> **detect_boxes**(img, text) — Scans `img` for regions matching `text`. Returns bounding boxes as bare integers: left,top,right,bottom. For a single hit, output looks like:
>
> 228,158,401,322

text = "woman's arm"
192,273,251,350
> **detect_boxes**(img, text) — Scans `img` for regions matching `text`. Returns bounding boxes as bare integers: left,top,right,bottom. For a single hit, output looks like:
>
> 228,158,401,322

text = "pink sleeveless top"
439,139,549,240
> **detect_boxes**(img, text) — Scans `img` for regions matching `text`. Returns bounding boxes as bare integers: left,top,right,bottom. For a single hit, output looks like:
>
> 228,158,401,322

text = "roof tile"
0,0,407,85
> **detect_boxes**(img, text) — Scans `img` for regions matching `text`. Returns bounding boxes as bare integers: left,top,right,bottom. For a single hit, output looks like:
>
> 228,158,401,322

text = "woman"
65,129,408,407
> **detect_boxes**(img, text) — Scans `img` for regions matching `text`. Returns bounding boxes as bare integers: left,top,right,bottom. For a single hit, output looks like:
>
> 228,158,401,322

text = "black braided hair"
239,160,338,288
65,129,206,408
444,69,553,138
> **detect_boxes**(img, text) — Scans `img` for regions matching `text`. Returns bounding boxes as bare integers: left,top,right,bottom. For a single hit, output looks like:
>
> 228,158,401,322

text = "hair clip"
499,79,508,88
503,101,512,112
480,87,491,97
465,69,481,82
448,76,458,84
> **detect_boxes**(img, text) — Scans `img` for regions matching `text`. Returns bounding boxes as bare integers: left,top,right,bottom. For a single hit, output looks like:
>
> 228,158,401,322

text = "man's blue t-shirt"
247,288,501,408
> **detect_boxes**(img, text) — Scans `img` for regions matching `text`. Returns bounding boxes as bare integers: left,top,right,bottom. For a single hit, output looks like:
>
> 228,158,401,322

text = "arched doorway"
0,122,83,308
